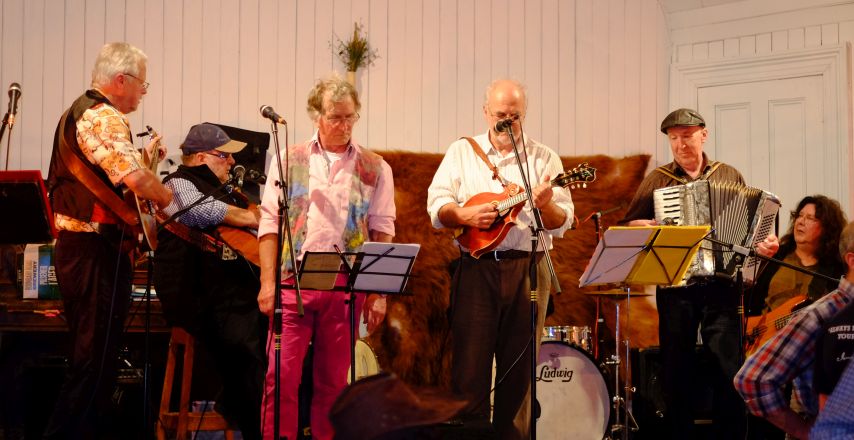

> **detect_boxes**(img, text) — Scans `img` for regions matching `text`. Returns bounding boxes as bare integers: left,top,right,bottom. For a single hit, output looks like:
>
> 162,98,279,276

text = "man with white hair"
427,78,574,439
45,42,171,438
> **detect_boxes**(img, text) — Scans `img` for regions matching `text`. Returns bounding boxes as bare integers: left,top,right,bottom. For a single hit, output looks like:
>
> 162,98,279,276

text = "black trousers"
450,253,540,440
656,280,747,439
154,236,267,440
43,231,133,439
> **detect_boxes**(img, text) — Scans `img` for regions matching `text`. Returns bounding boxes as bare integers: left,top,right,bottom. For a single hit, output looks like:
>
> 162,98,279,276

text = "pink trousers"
260,277,364,440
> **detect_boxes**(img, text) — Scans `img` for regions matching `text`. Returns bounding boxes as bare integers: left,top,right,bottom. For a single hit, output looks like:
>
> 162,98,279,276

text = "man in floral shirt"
45,42,171,438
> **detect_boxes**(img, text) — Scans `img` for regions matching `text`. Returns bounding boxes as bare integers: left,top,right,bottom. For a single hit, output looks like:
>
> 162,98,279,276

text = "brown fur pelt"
368,151,654,387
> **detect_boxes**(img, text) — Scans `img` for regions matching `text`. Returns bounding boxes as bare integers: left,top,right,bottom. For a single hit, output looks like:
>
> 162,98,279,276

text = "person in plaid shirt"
735,220,854,439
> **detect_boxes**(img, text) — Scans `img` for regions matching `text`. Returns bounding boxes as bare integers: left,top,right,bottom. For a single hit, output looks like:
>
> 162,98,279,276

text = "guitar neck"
494,179,564,212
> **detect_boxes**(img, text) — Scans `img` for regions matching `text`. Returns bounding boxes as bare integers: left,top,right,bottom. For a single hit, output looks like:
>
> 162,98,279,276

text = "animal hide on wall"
367,151,654,387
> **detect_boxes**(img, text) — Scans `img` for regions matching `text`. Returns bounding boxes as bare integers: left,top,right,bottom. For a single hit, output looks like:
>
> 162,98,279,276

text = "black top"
814,299,854,395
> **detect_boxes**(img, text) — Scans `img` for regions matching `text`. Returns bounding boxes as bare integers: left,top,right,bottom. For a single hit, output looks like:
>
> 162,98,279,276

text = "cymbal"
584,289,651,298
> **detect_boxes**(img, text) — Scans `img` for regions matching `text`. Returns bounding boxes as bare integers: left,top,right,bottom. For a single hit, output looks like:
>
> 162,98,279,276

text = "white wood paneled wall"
666,0,854,220
0,0,669,174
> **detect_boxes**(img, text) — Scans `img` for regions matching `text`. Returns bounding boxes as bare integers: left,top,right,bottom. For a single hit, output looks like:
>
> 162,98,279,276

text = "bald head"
484,79,527,110
483,79,527,152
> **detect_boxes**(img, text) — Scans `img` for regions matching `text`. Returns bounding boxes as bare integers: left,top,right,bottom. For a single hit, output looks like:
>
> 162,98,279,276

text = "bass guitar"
455,163,596,258
744,294,812,356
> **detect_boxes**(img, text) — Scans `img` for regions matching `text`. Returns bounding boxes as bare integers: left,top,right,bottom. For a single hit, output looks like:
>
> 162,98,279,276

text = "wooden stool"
156,327,236,440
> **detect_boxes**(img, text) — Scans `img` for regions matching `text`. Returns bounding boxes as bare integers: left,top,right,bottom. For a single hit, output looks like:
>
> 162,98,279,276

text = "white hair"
90,42,147,88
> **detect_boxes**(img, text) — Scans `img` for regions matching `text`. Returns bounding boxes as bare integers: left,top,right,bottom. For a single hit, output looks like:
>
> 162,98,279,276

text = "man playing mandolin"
153,123,267,439
45,42,173,438
427,78,574,439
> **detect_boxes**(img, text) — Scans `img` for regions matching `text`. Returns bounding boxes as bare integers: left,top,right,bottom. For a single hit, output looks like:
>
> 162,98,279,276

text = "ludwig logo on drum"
537,364,574,382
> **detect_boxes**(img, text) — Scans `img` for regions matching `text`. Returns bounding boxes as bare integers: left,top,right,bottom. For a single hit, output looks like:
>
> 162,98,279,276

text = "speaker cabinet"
631,346,716,440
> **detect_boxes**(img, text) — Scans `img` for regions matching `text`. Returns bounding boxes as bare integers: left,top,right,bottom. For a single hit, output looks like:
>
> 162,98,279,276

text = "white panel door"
697,75,825,234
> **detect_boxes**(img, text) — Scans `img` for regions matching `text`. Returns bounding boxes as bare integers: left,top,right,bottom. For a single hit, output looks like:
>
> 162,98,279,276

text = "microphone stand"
502,124,561,440
267,120,302,440
702,232,838,367
1,111,14,170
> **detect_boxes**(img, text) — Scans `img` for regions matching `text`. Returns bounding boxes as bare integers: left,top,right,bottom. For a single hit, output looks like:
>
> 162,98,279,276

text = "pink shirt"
258,134,396,263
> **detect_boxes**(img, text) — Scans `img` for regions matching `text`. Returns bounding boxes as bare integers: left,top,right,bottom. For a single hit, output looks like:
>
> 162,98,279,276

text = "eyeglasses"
203,151,231,160
794,213,819,224
123,73,150,90
487,110,522,123
323,113,360,126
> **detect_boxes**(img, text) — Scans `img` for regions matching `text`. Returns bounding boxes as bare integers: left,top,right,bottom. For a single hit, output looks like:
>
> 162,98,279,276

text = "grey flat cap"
660,108,706,134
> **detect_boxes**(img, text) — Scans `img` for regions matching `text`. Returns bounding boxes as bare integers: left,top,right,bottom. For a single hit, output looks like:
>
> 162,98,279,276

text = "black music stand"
298,243,419,384
579,225,709,440
0,170,56,244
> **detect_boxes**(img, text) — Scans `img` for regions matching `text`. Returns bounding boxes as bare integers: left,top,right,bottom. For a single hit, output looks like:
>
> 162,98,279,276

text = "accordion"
653,180,780,283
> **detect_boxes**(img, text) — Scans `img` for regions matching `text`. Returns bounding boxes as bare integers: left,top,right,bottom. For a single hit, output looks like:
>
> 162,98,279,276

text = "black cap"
660,108,705,134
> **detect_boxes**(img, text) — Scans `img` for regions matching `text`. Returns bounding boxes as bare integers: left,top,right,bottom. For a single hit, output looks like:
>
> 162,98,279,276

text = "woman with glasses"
742,195,847,439
747,195,848,316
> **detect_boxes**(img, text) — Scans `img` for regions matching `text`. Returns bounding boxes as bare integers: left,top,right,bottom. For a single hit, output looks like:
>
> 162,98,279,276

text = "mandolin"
133,125,162,251
455,163,596,258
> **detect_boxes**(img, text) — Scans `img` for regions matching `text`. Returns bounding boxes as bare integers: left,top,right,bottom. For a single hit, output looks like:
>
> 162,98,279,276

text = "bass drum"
347,339,381,383
537,341,611,440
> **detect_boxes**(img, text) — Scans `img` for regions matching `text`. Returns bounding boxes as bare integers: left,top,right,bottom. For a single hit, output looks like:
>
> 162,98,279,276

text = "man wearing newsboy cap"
153,123,268,440
619,109,778,439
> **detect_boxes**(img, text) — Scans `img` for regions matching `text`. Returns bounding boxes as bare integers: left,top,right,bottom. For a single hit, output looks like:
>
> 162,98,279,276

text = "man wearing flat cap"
154,123,267,439
619,108,778,439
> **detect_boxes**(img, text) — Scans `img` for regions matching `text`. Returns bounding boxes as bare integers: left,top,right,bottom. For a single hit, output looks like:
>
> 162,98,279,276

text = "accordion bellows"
653,181,780,283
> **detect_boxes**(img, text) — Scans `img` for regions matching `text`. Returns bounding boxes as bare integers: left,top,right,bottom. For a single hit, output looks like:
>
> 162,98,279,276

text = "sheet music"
579,228,654,287
299,253,345,290
353,242,420,293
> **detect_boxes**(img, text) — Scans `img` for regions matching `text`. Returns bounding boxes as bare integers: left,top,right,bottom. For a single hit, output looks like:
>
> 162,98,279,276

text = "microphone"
494,118,514,132
7,83,21,127
260,105,286,125
232,164,246,188
246,169,267,184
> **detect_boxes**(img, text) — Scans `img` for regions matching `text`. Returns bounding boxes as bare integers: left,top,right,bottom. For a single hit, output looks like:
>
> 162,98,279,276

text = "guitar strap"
56,108,140,226
463,137,506,185
157,211,225,256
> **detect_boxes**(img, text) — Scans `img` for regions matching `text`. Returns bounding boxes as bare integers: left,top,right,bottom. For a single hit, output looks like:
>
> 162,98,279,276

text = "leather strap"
157,211,223,255
56,108,140,226
463,137,503,184
654,160,722,184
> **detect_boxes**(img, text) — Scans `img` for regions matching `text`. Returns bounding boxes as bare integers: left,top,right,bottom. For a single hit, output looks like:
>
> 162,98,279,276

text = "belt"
463,249,533,261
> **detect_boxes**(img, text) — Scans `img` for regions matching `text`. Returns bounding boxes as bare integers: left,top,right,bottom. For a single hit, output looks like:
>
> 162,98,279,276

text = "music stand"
578,225,709,440
298,243,419,384
0,170,56,244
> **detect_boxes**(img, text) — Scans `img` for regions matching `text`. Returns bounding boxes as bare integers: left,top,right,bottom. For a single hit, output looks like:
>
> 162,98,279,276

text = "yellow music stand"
577,225,710,440
579,225,710,288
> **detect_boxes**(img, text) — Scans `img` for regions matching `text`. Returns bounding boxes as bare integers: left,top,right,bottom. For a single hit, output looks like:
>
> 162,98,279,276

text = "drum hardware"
542,325,593,353
596,286,640,440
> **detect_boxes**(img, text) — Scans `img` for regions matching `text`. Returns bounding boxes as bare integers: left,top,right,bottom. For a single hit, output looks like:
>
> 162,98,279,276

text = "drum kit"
536,288,649,440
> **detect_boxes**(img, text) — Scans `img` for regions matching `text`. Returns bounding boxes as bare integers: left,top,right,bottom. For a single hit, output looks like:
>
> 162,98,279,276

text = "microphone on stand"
231,164,246,188
494,118,514,132
260,105,287,125
246,169,267,184
6,83,21,128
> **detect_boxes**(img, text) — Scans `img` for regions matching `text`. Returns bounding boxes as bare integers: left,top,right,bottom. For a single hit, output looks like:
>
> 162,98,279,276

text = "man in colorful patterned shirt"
44,42,172,438
256,75,395,440
735,220,854,439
